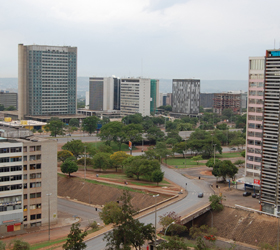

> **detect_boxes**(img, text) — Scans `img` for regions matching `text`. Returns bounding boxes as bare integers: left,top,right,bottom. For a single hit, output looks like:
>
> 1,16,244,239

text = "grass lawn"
99,173,170,186
31,238,67,250
166,158,205,167
216,152,243,158
85,141,136,152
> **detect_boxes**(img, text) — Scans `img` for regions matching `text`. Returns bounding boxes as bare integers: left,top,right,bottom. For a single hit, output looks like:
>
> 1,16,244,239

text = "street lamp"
153,194,159,246
46,193,52,241
213,144,217,164
164,221,175,236
84,146,87,180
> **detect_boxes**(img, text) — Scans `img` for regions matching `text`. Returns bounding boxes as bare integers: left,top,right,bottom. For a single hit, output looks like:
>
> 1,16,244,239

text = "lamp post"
213,144,217,164
164,221,175,235
46,193,52,241
84,146,87,180
153,194,159,246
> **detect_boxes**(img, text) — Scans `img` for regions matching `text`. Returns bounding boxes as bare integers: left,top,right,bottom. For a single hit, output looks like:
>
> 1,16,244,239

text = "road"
58,198,102,228
85,164,213,249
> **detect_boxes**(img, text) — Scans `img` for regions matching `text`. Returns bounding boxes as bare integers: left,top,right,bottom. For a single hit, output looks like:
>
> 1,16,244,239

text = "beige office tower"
0,127,57,236
18,44,77,119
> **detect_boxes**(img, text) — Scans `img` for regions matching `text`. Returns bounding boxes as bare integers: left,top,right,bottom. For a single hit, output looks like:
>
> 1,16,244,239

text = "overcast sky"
1,0,280,80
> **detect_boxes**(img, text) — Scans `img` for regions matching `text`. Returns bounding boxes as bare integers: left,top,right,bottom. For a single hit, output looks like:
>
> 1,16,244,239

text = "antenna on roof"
274,39,276,49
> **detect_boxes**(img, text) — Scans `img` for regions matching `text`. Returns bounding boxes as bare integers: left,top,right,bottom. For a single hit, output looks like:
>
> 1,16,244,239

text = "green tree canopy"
187,129,222,158
151,169,164,186
62,140,85,159
110,151,130,171
57,150,74,162
146,126,165,144
45,119,65,137
209,194,224,211
69,118,79,127
0,104,4,111
99,201,122,225
9,239,30,250
104,191,154,250
172,142,188,158
61,158,78,177
92,152,112,171
82,116,99,135
5,106,16,111
212,160,238,181
159,211,187,236
124,157,160,180
63,223,87,250
98,121,124,147
123,124,143,145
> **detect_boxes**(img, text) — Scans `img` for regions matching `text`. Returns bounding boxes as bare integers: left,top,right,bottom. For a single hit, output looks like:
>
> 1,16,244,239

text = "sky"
1,0,280,80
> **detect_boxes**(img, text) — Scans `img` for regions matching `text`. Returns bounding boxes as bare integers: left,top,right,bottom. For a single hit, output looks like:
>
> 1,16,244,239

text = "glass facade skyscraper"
18,44,77,119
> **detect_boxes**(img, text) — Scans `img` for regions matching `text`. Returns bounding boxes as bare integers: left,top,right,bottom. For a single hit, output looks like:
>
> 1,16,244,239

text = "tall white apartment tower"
245,57,265,181
120,78,159,117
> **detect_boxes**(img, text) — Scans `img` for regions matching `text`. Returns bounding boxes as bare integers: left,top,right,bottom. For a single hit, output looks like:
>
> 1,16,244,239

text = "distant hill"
0,77,248,96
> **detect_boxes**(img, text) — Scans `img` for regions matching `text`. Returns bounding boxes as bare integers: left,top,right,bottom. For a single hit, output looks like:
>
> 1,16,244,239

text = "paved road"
85,165,213,249
58,198,102,228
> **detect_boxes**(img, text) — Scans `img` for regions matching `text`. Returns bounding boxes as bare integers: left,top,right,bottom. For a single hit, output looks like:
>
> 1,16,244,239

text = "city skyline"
1,0,280,80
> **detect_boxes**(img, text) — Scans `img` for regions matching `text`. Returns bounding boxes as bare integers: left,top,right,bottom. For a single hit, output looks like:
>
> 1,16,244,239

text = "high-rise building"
244,50,280,215
18,44,77,119
172,79,200,115
89,76,120,111
213,92,242,115
200,93,214,109
0,92,18,109
120,78,159,117
0,127,57,235
244,57,264,184
159,93,172,107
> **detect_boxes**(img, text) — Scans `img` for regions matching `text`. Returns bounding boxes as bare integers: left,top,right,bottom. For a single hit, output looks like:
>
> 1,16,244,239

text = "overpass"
180,203,211,224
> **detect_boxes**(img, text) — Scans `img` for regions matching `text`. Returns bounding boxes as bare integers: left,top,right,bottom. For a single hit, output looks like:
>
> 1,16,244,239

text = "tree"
166,131,182,143
63,223,87,250
124,157,160,180
151,170,164,186
216,123,228,130
38,128,43,134
192,155,203,165
206,158,221,168
57,150,74,162
45,119,65,137
154,142,172,163
122,113,143,125
92,152,111,171
82,116,99,135
98,144,113,154
9,239,30,250
123,124,143,146
212,160,238,181
166,121,177,132
209,194,224,211
5,106,16,111
0,104,4,111
0,241,5,250
172,142,188,158
99,201,122,225
69,118,79,127
159,211,187,236
62,140,85,159
104,191,154,250
98,121,124,147
157,236,190,250
222,108,234,120
146,126,165,144
187,129,222,158
234,159,245,167
241,150,245,157
110,151,130,172
61,158,78,177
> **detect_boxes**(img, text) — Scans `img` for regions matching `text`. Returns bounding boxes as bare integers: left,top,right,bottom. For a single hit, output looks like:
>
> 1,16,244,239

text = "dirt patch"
58,175,170,210
196,206,278,247
200,170,212,176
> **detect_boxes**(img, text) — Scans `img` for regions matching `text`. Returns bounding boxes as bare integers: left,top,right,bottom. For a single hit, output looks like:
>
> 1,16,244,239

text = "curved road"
85,165,213,249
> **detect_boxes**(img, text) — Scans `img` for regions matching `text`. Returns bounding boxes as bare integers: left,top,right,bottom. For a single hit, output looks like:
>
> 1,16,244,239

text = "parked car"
256,194,260,199
230,147,237,151
198,192,204,198
252,193,257,198
243,192,251,197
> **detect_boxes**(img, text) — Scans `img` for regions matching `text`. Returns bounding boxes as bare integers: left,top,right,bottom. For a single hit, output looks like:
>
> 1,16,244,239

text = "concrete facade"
0,92,18,109
89,76,120,112
120,78,159,117
0,127,57,235
172,79,200,115
244,57,264,183
18,44,77,119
